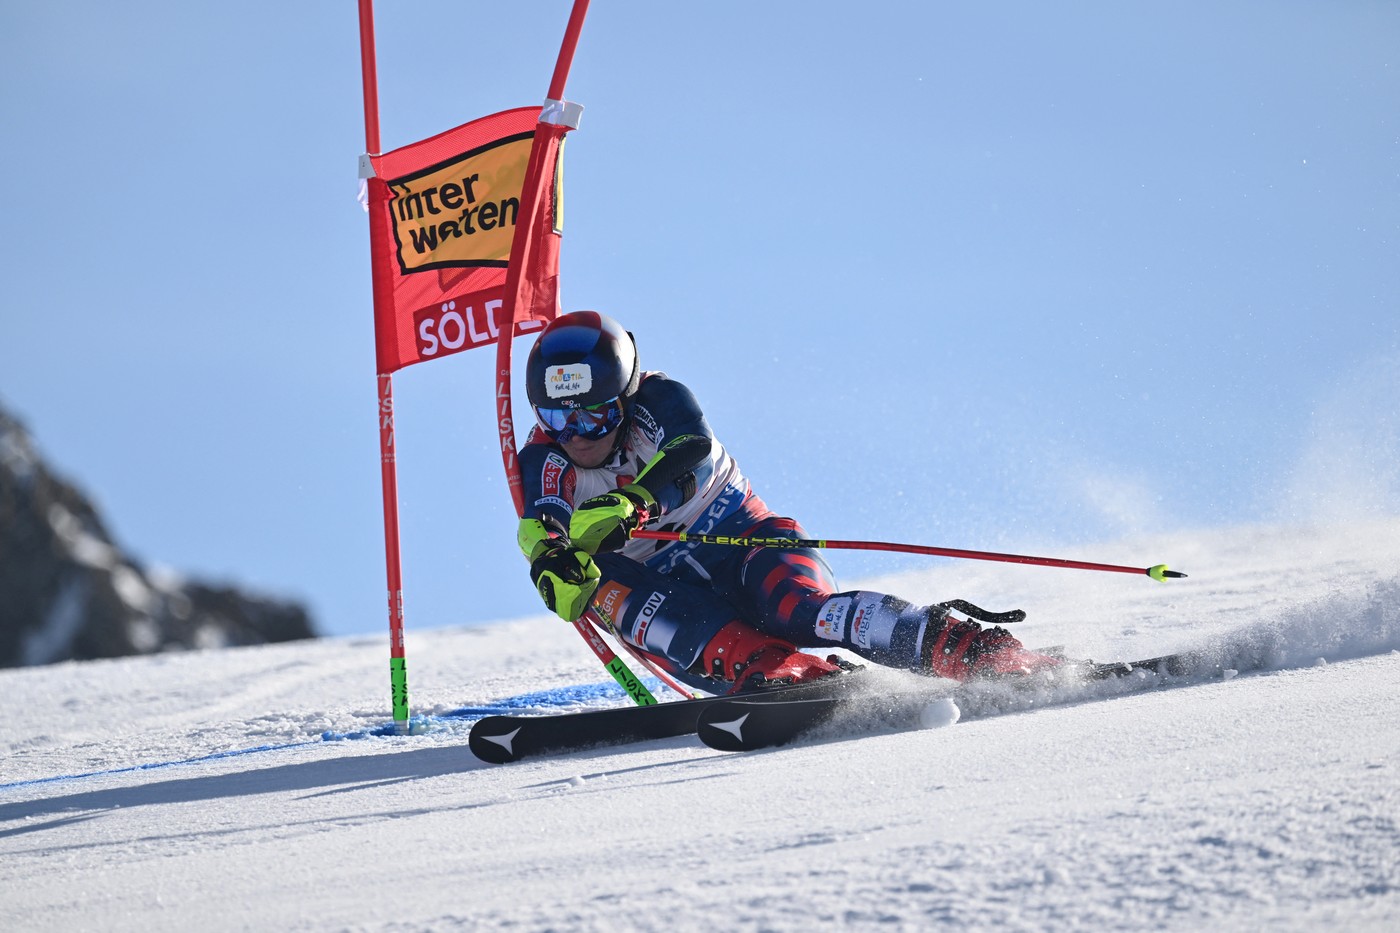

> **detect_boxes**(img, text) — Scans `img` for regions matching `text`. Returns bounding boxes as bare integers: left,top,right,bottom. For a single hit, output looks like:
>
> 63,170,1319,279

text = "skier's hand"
518,518,600,622
569,485,656,554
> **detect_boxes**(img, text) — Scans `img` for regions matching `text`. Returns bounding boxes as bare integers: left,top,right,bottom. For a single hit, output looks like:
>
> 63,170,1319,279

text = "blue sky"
2,1,1397,641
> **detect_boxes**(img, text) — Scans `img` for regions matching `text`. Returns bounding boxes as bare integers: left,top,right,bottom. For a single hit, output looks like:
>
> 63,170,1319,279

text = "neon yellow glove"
569,485,657,555
517,518,600,622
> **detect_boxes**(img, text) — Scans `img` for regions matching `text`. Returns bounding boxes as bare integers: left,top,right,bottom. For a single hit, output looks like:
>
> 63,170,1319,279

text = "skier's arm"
516,516,599,621
515,441,600,620
632,433,712,511
633,377,718,515
569,434,711,553
519,441,576,531
568,375,724,552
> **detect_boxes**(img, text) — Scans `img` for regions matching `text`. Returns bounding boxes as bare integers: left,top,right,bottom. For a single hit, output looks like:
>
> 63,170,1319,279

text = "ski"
469,651,1211,762
696,689,938,753
468,672,869,763
696,651,1212,753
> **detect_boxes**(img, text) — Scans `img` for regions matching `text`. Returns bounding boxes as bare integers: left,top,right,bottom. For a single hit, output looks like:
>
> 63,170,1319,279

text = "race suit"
519,372,932,690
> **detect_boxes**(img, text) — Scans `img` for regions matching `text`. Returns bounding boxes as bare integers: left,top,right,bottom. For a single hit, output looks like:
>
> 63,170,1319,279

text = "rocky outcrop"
0,400,316,667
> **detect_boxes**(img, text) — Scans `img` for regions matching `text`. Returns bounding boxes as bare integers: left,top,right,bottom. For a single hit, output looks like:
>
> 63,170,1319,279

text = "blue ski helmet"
526,311,640,439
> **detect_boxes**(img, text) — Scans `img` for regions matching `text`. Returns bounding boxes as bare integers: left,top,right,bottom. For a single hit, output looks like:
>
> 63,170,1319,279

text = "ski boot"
699,620,845,694
920,607,1063,681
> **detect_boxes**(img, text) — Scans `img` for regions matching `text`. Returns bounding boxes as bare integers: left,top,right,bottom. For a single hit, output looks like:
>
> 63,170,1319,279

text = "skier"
517,310,1060,694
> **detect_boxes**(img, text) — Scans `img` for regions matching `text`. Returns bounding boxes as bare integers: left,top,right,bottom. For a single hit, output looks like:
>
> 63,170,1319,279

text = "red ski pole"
630,530,1187,581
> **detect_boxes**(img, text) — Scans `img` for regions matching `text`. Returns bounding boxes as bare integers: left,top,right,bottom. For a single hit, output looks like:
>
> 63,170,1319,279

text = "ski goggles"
533,397,625,442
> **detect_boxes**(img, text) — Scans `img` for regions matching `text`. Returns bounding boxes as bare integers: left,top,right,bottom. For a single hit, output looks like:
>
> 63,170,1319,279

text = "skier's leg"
590,553,840,694
723,516,1060,681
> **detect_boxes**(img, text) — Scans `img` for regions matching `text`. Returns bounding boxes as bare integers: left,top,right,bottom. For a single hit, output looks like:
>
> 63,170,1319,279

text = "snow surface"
3,518,1399,931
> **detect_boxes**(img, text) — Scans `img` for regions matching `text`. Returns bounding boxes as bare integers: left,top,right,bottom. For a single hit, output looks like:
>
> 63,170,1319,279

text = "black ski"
696,651,1211,753
696,689,938,753
468,672,869,763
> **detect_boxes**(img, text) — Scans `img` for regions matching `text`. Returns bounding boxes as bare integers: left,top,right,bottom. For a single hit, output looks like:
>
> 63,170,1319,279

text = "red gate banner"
365,106,565,374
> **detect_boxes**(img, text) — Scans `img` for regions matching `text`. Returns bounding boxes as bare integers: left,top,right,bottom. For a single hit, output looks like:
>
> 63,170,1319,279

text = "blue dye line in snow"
319,678,655,741
1,679,659,792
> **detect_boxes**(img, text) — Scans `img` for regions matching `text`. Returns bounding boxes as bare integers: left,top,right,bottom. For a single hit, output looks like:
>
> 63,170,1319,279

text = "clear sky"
2,1,1397,640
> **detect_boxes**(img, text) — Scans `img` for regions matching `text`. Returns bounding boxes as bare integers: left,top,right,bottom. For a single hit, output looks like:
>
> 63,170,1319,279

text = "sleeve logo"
542,452,570,498
815,596,851,641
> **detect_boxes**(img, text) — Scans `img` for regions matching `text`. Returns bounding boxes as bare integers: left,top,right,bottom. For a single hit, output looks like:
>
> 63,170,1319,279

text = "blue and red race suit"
519,372,930,689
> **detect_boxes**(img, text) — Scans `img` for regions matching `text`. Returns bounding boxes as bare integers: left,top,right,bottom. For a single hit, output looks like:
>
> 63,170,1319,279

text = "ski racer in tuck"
518,311,1060,694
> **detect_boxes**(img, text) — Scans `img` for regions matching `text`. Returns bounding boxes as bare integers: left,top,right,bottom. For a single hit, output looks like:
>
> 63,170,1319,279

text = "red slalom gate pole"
546,0,590,100
493,0,687,701
630,530,1188,581
358,0,410,732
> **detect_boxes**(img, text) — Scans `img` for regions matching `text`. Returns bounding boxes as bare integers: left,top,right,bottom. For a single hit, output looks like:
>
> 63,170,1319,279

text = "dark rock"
0,399,316,667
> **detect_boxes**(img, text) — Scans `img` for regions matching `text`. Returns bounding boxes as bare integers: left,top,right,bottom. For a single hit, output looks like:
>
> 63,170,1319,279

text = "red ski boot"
920,610,1062,681
699,620,844,694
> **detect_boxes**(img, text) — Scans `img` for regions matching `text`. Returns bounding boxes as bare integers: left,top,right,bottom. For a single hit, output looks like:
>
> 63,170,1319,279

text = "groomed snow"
3,518,1398,931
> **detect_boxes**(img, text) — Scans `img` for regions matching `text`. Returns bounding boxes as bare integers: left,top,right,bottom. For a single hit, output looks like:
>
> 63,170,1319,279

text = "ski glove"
518,518,600,622
569,484,657,554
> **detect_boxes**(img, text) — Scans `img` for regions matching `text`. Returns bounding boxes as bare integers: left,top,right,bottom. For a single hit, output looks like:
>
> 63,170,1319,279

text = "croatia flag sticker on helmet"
546,364,593,400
